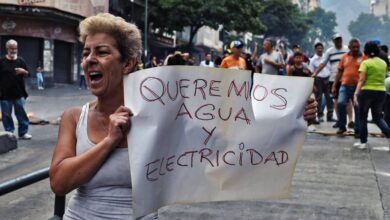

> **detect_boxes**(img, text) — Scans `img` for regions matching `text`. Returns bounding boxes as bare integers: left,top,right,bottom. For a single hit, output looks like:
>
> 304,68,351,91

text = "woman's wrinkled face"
82,33,131,97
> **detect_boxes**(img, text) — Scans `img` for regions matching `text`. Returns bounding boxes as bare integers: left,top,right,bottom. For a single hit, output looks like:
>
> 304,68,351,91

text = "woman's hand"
304,95,317,123
353,93,359,106
107,106,133,148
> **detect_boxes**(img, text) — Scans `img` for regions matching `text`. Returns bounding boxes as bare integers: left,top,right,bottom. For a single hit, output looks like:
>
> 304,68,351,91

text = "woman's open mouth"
89,72,103,85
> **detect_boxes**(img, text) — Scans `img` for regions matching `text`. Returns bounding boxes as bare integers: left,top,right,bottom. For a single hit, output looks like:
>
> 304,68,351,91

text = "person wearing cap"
220,40,247,70
287,44,309,66
372,39,390,69
312,33,349,125
255,38,285,75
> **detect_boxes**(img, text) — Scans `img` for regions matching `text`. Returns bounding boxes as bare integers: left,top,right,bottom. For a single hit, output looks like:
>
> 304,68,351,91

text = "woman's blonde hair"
79,13,142,63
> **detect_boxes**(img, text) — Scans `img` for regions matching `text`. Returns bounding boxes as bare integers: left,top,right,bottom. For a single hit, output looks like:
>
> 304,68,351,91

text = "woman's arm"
50,106,132,195
354,71,366,106
286,65,294,76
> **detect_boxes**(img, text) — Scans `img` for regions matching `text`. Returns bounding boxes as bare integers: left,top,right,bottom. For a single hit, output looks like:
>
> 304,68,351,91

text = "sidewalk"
25,84,94,122
0,85,389,219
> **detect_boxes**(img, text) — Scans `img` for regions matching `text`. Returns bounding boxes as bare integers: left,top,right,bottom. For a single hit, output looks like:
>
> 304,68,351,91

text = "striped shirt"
320,46,348,81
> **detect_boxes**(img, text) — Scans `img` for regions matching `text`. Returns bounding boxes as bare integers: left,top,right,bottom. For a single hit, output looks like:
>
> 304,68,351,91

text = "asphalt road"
1,85,390,220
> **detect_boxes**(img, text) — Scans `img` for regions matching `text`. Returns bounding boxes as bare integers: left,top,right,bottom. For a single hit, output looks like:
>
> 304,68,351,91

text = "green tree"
149,0,266,48
349,13,383,44
305,8,337,47
259,0,309,45
300,7,337,53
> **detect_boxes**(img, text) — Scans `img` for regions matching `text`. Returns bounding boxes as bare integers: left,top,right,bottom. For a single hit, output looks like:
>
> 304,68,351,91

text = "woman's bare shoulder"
61,105,86,126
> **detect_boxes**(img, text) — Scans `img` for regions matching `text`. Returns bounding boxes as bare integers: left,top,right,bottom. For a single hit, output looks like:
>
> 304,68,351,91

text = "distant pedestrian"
214,56,222,68
312,33,349,125
255,38,284,74
200,53,214,67
286,52,311,77
380,44,390,126
220,40,247,70
353,41,390,150
309,42,331,124
79,58,87,90
333,38,366,137
146,55,158,68
0,39,32,139
36,66,44,90
167,53,186,65
372,39,390,68
287,44,309,66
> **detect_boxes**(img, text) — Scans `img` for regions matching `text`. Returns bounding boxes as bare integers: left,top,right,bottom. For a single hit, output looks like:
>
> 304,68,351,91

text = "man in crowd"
255,38,284,74
332,38,365,137
379,44,390,126
309,42,331,123
0,39,32,139
220,40,247,70
287,44,309,66
312,33,350,126
200,52,215,67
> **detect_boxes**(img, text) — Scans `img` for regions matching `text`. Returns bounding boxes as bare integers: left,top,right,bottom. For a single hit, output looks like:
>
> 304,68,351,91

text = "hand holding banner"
124,66,313,218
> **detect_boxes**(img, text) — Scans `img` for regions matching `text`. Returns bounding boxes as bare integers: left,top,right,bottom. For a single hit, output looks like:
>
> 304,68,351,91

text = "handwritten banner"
124,66,313,218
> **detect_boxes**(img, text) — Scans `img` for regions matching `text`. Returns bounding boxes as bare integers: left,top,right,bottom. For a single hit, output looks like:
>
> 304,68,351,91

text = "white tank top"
63,103,133,219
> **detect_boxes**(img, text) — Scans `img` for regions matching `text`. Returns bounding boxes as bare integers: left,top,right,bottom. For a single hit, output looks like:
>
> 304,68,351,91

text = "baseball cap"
292,44,300,49
230,40,244,49
372,38,381,45
332,33,342,40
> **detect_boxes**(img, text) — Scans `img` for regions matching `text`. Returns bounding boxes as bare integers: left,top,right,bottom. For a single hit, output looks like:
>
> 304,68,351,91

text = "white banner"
124,66,313,218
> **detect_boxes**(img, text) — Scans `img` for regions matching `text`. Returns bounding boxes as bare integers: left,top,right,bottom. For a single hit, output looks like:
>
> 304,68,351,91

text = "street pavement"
0,85,390,220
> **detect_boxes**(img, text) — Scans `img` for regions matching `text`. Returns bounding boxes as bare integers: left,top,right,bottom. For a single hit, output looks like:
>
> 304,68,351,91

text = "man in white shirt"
312,33,349,125
200,53,214,67
310,42,331,123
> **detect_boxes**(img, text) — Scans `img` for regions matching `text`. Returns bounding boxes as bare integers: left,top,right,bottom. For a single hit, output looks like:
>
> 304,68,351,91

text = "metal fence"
0,167,65,219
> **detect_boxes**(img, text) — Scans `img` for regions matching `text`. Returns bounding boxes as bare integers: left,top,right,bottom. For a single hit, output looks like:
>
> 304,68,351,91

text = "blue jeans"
0,98,29,137
337,85,360,133
359,90,390,143
37,73,44,88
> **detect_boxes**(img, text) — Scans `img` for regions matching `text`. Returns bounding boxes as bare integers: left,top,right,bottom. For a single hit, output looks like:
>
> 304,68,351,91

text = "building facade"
175,26,223,61
0,0,108,87
370,0,390,18
292,0,321,12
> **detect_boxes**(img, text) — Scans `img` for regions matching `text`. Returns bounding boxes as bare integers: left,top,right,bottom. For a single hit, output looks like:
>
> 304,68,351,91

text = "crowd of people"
145,33,390,150
0,11,388,220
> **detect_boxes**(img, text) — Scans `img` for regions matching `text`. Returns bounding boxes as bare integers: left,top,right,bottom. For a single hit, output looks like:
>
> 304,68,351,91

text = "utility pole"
130,0,134,22
144,0,148,58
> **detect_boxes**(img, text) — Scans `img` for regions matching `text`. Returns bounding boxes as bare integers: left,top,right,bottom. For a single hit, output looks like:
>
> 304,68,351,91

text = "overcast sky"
321,0,369,40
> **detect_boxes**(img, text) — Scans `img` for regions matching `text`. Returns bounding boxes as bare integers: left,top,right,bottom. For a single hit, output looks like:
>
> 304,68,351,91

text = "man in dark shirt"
0,39,32,139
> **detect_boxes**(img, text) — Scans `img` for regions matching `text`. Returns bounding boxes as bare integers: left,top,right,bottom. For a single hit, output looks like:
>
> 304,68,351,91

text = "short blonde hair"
79,13,142,63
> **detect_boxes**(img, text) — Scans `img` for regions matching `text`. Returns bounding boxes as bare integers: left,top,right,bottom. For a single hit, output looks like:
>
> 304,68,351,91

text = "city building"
175,26,223,62
0,0,108,86
292,0,321,12
370,0,390,18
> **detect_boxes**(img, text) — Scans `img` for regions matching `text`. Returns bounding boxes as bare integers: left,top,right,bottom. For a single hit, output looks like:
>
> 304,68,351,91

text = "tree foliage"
349,13,390,46
149,0,266,47
305,8,337,47
259,0,309,45
299,7,337,53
